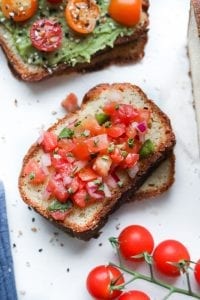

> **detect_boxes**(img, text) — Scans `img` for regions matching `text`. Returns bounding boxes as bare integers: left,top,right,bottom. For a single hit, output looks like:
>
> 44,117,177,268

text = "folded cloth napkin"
0,181,18,300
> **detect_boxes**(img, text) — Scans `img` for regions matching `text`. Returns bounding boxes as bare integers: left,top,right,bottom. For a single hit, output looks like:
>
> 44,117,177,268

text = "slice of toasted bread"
134,152,175,200
0,1,149,81
18,83,176,240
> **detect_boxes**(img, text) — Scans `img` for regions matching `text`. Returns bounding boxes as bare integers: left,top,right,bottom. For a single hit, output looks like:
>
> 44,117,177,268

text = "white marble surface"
1,0,200,299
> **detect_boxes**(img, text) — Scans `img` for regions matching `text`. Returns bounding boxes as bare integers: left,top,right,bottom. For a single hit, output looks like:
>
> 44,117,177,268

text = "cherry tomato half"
118,290,150,300
1,0,37,21
86,265,124,299
194,259,200,284
30,19,63,52
118,225,154,261
153,239,190,277
108,0,142,27
65,0,100,35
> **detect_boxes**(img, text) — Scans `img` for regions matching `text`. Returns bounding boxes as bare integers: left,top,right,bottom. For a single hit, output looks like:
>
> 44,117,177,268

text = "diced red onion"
127,164,139,178
73,160,87,173
111,170,120,182
86,182,104,200
103,183,112,198
37,130,44,144
105,175,118,189
41,153,51,167
67,155,76,163
137,121,147,133
62,175,72,186
42,189,51,201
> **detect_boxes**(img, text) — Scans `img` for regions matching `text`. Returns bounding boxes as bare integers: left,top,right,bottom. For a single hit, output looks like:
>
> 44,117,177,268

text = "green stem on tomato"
109,262,200,299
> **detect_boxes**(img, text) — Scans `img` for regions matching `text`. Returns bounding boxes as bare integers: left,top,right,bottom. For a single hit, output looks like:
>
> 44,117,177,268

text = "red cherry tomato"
194,259,200,284
108,0,142,27
118,290,150,300
30,19,62,52
118,225,154,261
86,265,124,299
153,240,190,277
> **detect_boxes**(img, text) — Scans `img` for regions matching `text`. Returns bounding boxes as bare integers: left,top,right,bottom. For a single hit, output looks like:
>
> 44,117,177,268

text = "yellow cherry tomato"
1,0,38,22
65,0,100,35
108,0,142,27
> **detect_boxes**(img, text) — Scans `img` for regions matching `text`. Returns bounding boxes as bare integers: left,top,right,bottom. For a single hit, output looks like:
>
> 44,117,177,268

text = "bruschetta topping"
23,101,154,217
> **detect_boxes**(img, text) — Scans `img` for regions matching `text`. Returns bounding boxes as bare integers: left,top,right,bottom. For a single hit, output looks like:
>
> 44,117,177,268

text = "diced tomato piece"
107,123,126,138
41,131,58,153
121,153,139,168
78,167,98,181
85,134,109,154
126,141,141,154
51,153,69,170
61,93,78,113
46,177,69,202
57,139,75,152
117,104,139,125
72,189,88,208
93,155,112,177
23,159,46,185
135,108,151,123
81,115,105,136
70,177,80,193
72,139,90,160
50,210,69,221
126,125,137,139
103,101,118,115
110,148,124,164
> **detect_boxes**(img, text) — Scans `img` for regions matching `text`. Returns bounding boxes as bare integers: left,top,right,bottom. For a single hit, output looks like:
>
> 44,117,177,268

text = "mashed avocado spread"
0,0,136,68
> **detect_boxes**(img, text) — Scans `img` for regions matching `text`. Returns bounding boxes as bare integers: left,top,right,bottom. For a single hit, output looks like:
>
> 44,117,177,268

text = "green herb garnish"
95,113,110,125
108,143,115,153
58,127,74,139
48,200,72,212
128,138,134,148
139,139,155,158
74,120,81,127
29,172,35,180
121,150,128,158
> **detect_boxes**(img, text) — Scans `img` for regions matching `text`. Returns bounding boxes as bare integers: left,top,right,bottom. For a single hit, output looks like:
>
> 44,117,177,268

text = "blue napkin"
0,181,18,300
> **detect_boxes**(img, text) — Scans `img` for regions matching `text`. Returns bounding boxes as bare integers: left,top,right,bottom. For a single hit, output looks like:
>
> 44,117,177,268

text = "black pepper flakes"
38,248,43,252
13,243,16,248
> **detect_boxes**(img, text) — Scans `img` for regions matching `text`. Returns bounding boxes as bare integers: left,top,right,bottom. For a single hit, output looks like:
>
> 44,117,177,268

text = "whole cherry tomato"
194,259,200,284
86,265,124,299
118,290,150,300
118,225,154,261
108,0,142,27
30,19,62,52
1,0,37,21
153,239,190,277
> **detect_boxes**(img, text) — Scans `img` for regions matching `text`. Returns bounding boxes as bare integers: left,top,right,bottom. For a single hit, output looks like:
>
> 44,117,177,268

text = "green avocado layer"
0,0,136,68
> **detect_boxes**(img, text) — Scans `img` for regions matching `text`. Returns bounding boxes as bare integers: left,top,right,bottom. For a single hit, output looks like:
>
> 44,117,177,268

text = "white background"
1,0,200,299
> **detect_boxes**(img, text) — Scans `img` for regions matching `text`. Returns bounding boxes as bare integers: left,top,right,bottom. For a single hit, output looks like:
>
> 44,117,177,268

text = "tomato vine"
86,225,200,299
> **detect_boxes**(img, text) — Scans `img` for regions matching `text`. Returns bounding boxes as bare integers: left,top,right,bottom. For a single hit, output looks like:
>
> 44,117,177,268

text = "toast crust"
191,0,200,37
0,1,149,81
18,83,176,240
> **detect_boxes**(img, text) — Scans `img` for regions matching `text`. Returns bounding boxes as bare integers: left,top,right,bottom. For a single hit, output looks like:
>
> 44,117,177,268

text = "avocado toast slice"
0,0,149,81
